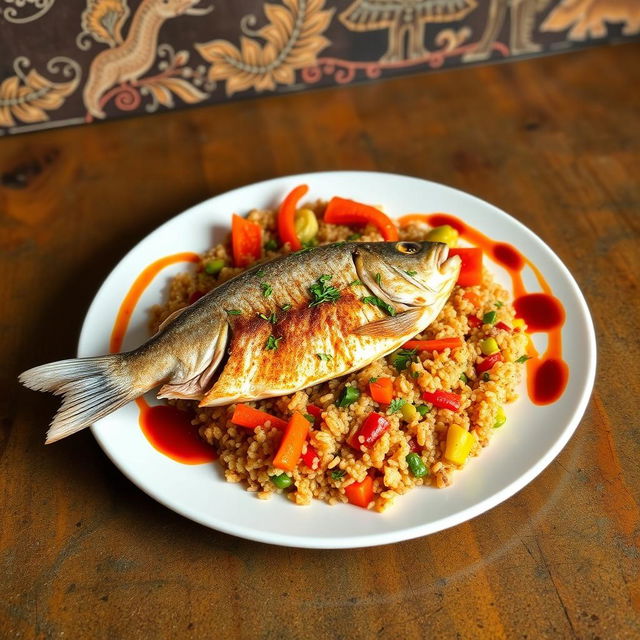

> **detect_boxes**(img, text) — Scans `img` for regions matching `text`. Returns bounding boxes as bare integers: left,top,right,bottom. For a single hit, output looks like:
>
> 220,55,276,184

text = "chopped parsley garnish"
302,240,317,249
362,296,396,317
389,398,407,413
494,301,504,309
280,303,292,311
261,282,273,297
369,377,379,383
482,372,490,382
258,312,277,324
374,273,382,286
393,348,417,371
256,269,266,278
460,373,468,383
265,335,282,350
405,270,417,277
337,385,360,408
304,413,315,424
316,353,333,361
264,239,278,251
347,233,361,241
309,274,341,307
412,371,421,379
225,309,242,315
516,355,532,364
349,279,362,287
331,469,346,480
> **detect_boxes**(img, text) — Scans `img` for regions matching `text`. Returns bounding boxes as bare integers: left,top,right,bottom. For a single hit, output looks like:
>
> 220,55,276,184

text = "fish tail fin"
19,354,140,444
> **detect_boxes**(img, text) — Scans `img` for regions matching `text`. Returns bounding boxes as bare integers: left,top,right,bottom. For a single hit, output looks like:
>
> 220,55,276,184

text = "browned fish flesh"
19,240,460,443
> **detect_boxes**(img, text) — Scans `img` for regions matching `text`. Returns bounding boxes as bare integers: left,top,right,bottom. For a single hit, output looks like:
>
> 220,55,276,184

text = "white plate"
79,171,596,549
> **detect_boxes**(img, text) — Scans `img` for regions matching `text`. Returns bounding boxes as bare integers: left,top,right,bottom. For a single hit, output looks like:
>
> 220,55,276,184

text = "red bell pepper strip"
231,404,288,431
402,338,462,351
348,412,390,449
468,315,482,328
476,352,504,373
232,214,262,268
345,474,374,508
495,321,512,332
301,443,319,469
273,412,310,471
369,377,393,404
306,404,323,423
324,196,399,241
449,247,483,287
422,390,462,412
277,184,309,251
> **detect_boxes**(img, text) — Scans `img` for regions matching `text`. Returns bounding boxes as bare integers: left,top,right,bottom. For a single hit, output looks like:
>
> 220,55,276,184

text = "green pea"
204,259,225,275
406,452,428,478
493,406,507,429
270,473,293,489
482,310,497,325
337,385,360,408
416,404,431,417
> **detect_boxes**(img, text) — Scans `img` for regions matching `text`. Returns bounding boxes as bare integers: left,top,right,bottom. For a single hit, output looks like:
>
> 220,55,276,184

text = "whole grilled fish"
20,241,460,443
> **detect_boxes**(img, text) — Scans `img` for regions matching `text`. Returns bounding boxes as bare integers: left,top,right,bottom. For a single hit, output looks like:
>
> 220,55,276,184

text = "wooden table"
2,41,639,639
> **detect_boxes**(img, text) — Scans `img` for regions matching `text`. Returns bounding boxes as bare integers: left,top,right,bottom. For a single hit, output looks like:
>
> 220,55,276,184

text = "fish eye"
396,242,421,255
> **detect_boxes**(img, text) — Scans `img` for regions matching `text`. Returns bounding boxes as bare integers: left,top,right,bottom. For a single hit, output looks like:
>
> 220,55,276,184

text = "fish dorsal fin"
353,308,424,338
158,306,188,333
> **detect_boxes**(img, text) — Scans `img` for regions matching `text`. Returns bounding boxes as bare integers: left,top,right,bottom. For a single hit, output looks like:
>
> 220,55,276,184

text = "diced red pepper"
495,321,512,332
369,377,393,404
402,338,462,352
476,352,504,373
301,443,319,469
345,474,374,508
449,247,483,287
277,184,309,251
468,315,481,328
408,438,420,453
422,390,462,412
324,196,399,241
306,404,323,423
232,214,262,268
348,412,390,450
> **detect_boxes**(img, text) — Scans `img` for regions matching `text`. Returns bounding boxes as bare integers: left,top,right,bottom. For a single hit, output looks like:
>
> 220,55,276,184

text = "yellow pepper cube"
444,424,476,465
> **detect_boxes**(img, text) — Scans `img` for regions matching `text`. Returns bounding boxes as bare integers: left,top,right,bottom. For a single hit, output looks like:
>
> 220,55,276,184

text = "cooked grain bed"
150,206,528,511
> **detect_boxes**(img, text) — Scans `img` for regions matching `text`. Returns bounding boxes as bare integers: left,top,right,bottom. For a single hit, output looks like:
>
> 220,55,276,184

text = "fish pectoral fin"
352,308,424,338
158,306,188,333
157,322,229,400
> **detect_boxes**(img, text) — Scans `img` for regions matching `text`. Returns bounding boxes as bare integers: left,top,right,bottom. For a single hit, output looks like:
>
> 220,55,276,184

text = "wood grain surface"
1,42,639,640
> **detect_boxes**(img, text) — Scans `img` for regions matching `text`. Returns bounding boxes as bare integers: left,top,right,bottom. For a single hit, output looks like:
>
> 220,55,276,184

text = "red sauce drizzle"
398,212,569,405
110,252,216,464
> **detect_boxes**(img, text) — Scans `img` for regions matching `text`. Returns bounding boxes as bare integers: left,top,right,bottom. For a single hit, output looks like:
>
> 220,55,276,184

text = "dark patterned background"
1,0,638,135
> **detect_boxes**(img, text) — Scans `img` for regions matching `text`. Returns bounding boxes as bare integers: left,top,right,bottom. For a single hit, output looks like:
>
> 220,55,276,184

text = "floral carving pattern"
1,0,55,24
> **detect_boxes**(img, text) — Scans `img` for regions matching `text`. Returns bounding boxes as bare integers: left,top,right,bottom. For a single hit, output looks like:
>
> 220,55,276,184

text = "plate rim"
79,170,597,548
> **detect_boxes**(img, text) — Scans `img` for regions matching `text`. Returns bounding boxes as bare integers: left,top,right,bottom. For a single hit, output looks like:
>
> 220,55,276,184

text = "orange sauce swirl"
398,213,569,405
109,252,216,464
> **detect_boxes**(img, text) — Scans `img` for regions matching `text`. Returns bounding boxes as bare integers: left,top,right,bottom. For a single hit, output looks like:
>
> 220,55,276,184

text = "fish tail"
19,354,140,444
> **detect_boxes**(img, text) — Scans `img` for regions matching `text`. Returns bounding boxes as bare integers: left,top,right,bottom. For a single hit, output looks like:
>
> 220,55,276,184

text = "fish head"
354,241,461,309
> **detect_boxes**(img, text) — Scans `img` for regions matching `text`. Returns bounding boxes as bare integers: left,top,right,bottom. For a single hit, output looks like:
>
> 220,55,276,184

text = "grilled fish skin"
19,240,460,443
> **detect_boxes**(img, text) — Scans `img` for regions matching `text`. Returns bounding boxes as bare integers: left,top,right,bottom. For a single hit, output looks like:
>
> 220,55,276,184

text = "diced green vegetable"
337,385,360,408
404,270,417,277
331,469,346,480
406,452,428,478
204,259,225,275
482,310,497,325
294,208,319,243
425,225,459,247
516,355,531,364
400,403,418,422
480,337,500,356
416,404,431,417
459,373,468,383
256,269,266,278
374,273,382,285
493,406,506,429
265,335,282,350
347,233,361,241
264,239,278,251
482,372,490,382
270,473,293,489
494,301,504,309
303,413,315,424
316,353,333,361
412,371,420,379
261,282,273,297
